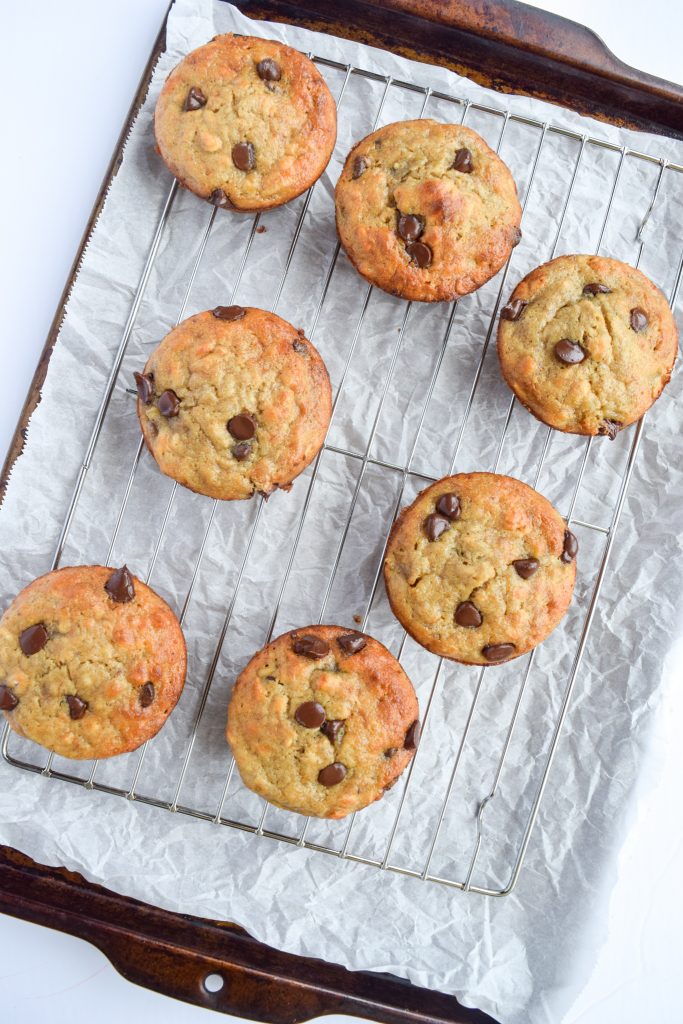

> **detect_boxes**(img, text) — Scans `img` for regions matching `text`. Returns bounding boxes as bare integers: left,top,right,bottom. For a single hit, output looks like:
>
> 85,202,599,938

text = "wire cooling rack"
3,51,683,897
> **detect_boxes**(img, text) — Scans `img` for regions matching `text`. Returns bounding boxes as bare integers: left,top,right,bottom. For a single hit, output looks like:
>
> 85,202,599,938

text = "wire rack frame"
3,54,683,898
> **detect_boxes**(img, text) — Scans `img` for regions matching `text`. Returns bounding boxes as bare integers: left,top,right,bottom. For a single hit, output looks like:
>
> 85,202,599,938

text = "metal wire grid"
3,53,683,898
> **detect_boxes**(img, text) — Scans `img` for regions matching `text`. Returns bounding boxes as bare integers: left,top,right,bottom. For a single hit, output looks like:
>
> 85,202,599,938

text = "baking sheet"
2,1,683,1021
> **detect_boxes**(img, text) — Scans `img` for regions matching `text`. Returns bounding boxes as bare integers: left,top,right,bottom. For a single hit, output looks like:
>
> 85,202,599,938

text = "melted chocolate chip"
512,226,522,247
561,529,578,564
337,632,366,655
453,147,473,173
406,241,432,268
183,86,207,111
295,701,326,728
424,513,450,542
554,339,586,365
292,634,330,660
232,142,255,172
599,419,621,440
630,307,648,332
209,189,234,209
397,214,424,242
318,762,347,786
256,58,281,81
0,685,19,711
482,643,516,663
292,339,307,354
134,371,154,405
66,695,88,720
404,720,421,750
352,156,367,179
583,282,611,296
454,601,482,628
500,299,527,321
19,623,49,656
227,414,256,440
104,565,135,604
231,442,251,461
384,747,398,758
213,305,246,321
321,719,344,744
139,683,155,708
436,493,461,520
158,390,180,417
512,557,539,579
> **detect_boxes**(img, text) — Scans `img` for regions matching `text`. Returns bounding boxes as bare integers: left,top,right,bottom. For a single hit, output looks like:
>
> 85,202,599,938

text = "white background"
1,2,682,1022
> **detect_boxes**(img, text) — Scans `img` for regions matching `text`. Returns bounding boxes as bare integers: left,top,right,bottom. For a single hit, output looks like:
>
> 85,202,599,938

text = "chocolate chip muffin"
335,119,522,302
383,473,576,665
497,255,678,437
0,565,186,760
226,626,420,819
154,34,337,211
135,307,331,501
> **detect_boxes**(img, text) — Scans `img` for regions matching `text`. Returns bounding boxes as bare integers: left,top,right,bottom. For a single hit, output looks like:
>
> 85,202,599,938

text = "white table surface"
1,2,682,1022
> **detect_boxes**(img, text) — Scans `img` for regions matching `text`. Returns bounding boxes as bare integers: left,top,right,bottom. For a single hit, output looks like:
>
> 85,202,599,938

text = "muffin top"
154,34,337,210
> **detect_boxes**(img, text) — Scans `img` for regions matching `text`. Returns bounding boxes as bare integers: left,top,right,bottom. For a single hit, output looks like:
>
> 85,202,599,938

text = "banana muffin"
0,565,186,759
226,626,420,819
497,254,678,437
383,473,576,665
135,307,332,501
154,34,337,211
335,118,522,302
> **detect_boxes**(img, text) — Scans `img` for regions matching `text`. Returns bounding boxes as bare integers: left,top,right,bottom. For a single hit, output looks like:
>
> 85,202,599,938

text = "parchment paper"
2,2,683,1022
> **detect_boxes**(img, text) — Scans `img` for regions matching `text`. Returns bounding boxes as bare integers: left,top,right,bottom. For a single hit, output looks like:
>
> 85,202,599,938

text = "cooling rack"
3,50,683,900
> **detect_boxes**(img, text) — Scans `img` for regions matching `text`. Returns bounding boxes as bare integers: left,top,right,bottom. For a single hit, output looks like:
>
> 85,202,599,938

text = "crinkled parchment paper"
1,2,683,1022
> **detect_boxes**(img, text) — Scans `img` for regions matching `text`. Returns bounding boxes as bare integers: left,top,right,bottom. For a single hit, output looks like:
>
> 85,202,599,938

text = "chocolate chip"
455,601,482,628
292,634,330,660
0,685,19,711
104,565,135,604
158,390,180,417
599,419,621,440
404,720,421,750
424,513,450,541
19,623,49,656
337,632,366,655
66,695,88,720
397,214,424,242
453,147,473,173
231,442,251,461
583,282,611,295
554,339,586,365
256,58,281,81
232,142,255,172
384,747,398,758
209,188,233,209
561,529,578,564
139,683,155,708
183,86,207,111
513,226,522,247
630,307,648,332
134,371,154,405
436,493,461,520
213,305,246,321
352,156,367,179
512,558,539,579
500,299,527,321
406,241,432,268
295,701,326,728
318,762,347,786
482,643,516,663
321,719,344,744
227,414,256,440
292,339,307,353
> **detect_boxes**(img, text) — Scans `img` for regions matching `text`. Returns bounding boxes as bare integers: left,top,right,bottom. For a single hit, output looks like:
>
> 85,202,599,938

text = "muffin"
383,473,576,665
497,254,678,437
226,626,420,819
154,34,337,211
0,565,186,760
335,118,522,302
135,307,332,500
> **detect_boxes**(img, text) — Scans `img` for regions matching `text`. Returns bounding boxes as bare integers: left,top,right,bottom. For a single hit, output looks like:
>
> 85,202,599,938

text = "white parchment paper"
2,2,683,1021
